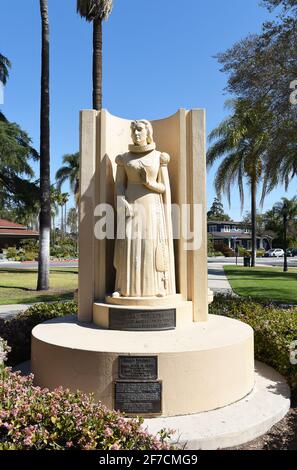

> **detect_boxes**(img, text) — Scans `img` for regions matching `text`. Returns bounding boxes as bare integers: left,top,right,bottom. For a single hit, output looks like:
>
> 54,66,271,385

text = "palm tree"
77,0,113,110
37,0,51,291
50,186,60,243
62,192,70,235
274,197,297,272
54,190,64,235
207,99,274,267
0,53,11,85
56,153,79,204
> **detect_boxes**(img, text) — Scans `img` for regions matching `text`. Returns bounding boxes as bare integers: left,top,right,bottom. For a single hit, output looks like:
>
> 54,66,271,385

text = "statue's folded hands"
139,164,165,193
144,180,165,194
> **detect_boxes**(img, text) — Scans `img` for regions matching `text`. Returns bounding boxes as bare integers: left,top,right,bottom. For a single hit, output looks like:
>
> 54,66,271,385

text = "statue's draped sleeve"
114,154,126,200
158,152,176,294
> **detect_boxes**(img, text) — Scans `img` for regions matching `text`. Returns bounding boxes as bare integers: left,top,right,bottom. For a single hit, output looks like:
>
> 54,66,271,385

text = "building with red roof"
0,219,39,250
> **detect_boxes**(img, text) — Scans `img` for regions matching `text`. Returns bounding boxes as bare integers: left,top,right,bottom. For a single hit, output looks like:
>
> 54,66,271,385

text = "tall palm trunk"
64,202,67,234
37,0,51,291
61,204,64,236
52,214,55,244
251,177,257,267
93,17,103,110
283,215,288,272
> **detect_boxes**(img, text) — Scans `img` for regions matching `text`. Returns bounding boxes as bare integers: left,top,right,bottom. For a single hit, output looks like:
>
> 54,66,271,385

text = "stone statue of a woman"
113,120,176,298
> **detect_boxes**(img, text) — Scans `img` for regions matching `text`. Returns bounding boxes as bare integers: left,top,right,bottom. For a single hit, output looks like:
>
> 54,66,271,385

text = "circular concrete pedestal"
143,361,291,449
32,314,254,417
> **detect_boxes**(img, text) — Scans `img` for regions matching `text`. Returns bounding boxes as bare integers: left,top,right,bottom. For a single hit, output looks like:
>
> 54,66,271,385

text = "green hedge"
210,295,297,389
0,301,77,367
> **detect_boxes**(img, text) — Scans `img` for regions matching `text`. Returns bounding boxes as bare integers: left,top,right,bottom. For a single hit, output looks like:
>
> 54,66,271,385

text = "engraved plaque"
115,381,162,415
119,356,158,380
109,309,176,331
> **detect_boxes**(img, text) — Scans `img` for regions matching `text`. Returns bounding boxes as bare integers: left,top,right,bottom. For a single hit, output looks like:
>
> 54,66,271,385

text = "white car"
264,248,284,258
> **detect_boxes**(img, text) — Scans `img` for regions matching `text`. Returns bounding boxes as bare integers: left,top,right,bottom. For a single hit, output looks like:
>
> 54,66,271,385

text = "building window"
209,225,217,233
223,225,230,232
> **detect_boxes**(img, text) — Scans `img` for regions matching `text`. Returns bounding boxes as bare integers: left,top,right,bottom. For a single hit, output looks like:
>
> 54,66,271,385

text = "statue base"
93,298,192,331
31,314,254,418
93,293,214,331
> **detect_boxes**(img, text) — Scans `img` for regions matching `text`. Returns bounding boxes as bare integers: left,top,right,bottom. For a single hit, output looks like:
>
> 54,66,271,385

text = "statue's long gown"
114,150,176,297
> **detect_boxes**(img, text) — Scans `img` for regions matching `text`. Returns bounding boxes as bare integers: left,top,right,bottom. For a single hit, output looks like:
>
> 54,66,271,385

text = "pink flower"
23,436,33,447
104,427,113,437
110,443,120,450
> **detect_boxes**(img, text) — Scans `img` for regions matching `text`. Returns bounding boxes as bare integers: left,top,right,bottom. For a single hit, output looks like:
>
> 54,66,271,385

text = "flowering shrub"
0,345,175,450
210,294,297,388
0,301,77,366
0,338,11,365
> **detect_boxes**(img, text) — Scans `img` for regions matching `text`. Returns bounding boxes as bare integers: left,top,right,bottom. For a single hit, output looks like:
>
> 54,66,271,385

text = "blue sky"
1,0,296,221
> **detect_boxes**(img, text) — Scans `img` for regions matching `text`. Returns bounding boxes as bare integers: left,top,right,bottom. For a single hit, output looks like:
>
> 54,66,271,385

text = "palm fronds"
55,152,79,196
77,0,113,21
0,53,11,85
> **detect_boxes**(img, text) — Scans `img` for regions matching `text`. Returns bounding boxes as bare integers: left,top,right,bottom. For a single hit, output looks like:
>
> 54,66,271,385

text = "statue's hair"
131,120,154,144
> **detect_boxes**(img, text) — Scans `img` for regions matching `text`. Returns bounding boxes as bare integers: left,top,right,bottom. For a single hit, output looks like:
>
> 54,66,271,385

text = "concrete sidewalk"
0,304,31,320
208,263,233,295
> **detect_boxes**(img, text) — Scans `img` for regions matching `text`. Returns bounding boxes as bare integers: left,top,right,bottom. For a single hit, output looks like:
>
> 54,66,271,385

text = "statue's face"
132,122,148,146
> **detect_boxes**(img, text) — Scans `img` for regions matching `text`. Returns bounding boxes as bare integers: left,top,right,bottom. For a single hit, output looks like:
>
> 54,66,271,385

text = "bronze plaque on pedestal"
119,356,158,380
114,381,162,415
109,308,176,331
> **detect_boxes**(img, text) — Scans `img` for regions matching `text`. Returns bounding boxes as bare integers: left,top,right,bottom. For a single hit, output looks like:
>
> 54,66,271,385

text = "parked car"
287,248,297,257
263,248,284,258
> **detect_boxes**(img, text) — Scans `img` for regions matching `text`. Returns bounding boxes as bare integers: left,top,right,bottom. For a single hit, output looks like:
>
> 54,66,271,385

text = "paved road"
208,256,297,268
0,261,78,270
1,257,295,271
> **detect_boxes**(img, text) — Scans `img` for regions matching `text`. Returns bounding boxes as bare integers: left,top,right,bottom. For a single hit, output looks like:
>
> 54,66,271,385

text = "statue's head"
131,120,154,146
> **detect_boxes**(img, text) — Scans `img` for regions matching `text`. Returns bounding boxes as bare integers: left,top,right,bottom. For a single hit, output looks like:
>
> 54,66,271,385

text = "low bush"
0,341,174,450
0,302,77,367
6,247,17,260
210,295,297,389
219,245,235,257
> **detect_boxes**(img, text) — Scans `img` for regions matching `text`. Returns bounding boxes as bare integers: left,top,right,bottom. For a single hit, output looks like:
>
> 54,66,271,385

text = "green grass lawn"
0,267,78,305
224,265,297,304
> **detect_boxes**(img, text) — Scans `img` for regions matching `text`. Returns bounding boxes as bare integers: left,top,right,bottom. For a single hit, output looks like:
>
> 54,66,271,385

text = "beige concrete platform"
32,314,254,417
143,361,291,450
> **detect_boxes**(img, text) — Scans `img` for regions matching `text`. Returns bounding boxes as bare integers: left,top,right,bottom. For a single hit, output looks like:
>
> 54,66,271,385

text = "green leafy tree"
263,0,297,11
207,197,231,221
262,207,296,247
0,118,39,217
77,0,113,110
216,2,297,188
207,98,275,267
